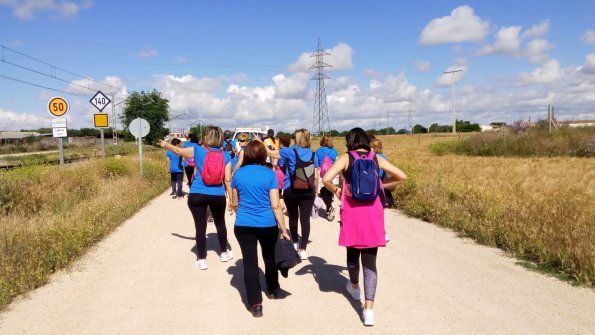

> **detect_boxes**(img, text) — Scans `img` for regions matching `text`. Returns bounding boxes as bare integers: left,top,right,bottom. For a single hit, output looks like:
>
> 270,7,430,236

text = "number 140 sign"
90,91,111,112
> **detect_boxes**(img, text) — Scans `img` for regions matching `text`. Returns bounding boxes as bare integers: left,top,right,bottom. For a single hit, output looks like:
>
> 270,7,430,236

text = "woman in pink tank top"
321,127,407,327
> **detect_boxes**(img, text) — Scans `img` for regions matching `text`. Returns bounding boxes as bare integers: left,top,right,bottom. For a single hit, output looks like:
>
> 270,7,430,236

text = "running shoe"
250,304,263,318
362,309,374,326
195,259,208,270
220,250,233,262
299,250,307,260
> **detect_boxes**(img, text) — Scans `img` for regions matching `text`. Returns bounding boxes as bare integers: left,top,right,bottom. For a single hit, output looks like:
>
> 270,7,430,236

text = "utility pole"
408,95,412,134
112,94,117,145
444,69,463,134
386,110,389,135
310,38,332,136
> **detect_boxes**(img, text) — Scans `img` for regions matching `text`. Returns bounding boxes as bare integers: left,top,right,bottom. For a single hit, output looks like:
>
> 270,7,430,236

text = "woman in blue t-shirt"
315,135,339,221
230,141,290,317
267,129,318,261
160,127,233,271
166,138,184,198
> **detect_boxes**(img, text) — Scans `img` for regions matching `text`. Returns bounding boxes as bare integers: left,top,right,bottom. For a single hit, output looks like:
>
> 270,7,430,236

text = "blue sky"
1,0,594,132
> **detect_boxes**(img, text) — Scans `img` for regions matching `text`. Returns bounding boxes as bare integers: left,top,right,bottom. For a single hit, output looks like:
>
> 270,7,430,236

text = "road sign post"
48,97,69,165
90,91,112,159
129,118,150,177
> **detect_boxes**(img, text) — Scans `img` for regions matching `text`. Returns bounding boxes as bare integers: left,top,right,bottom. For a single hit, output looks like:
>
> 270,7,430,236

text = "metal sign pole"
58,138,64,165
100,128,106,158
138,119,143,176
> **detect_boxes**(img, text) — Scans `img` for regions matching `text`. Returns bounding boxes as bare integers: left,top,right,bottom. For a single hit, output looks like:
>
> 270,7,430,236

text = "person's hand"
279,229,290,240
159,140,167,148
334,187,341,199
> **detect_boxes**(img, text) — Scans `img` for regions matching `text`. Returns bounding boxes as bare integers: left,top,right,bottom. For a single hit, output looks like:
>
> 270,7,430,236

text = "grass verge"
0,147,169,308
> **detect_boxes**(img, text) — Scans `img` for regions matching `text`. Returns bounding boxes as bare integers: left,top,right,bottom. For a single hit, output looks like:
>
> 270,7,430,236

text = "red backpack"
201,146,225,185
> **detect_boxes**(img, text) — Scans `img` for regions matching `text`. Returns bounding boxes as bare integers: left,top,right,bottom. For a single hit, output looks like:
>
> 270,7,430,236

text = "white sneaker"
220,250,233,262
195,259,208,270
293,243,299,251
346,282,361,300
385,234,390,242
298,250,307,260
362,309,374,326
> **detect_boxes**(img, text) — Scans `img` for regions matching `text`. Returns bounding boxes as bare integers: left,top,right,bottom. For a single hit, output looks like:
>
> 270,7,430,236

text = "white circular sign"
129,118,150,138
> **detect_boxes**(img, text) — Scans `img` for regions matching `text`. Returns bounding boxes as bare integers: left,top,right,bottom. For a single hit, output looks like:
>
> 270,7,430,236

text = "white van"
231,127,267,142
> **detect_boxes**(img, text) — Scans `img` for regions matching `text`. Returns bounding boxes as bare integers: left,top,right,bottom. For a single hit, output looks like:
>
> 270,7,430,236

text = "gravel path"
1,189,593,334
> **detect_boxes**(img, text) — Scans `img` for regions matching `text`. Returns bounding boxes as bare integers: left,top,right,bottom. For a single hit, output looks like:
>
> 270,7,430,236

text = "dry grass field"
315,132,594,285
353,134,594,286
0,148,169,307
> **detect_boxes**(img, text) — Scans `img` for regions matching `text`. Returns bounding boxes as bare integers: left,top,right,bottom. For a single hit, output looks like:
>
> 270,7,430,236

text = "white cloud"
478,24,553,64
289,42,353,73
134,48,158,58
0,108,47,131
518,59,562,84
415,60,431,72
478,26,522,55
582,30,595,44
418,5,489,45
581,53,595,74
0,0,93,20
524,38,554,64
522,20,550,38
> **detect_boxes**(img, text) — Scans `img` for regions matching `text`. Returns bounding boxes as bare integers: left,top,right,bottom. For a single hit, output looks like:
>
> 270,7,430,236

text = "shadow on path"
171,232,225,258
295,255,362,316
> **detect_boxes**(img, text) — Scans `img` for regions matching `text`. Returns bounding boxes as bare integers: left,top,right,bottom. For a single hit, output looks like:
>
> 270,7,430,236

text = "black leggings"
283,188,315,250
170,172,183,196
187,193,228,259
184,166,194,186
346,247,378,301
234,225,279,306
319,187,334,211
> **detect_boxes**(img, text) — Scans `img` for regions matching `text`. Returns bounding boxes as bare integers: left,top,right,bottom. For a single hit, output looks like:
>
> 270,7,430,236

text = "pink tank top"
338,175,385,248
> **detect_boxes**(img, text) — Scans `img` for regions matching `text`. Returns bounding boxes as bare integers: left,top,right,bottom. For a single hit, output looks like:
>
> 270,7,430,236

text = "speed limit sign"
48,97,69,117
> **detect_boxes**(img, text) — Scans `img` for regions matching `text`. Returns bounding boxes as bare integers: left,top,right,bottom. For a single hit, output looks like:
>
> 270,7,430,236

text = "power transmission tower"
444,69,463,134
310,38,332,136
408,95,412,134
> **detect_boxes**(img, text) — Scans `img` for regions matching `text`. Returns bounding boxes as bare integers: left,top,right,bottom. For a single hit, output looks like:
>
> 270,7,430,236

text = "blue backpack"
348,151,381,202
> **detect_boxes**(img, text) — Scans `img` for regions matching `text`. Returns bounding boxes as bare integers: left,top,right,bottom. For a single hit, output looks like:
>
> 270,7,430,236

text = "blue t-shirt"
231,165,278,228
222,139,237,156
278,146,319,190
315,147,338,166
378,153,387,178
166,150,183,173
181,141,194,167
189,144,231,196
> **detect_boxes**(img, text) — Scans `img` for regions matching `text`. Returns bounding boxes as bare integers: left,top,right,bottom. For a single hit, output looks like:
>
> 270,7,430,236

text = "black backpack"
290,148,315,191
223,139,235,159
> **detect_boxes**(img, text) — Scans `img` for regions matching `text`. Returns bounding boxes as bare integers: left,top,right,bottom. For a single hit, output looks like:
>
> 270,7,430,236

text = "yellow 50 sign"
48,97,69,117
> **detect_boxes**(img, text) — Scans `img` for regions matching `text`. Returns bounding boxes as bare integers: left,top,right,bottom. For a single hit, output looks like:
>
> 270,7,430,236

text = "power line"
0,74,92,99
1,44,122,92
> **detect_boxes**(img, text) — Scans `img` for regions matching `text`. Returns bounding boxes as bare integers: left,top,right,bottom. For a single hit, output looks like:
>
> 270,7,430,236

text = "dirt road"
1,190,593,334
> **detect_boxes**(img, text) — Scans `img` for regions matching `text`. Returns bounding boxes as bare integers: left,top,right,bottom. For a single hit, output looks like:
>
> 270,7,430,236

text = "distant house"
0,131,52,146
558,120,595,127
480,125,501,132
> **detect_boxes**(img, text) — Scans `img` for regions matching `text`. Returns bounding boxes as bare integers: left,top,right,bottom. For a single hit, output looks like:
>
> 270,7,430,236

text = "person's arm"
230,188,239,214
232,150,244,174
270,189,290,240
322,153,349,199
224,161,232,197
376,155,407,190
159,140,194,158
266,146,280,159
166,156,170,172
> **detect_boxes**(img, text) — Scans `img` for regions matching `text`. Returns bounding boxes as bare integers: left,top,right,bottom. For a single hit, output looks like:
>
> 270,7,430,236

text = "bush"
101,157,131,178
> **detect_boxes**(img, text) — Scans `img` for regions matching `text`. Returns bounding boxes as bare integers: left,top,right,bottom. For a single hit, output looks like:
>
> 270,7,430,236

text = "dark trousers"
319,187,334,211
184,166,195,186
234,225,280,306
187,193,228,259
283,188,315,250
347,247,378,301
170,172,184,196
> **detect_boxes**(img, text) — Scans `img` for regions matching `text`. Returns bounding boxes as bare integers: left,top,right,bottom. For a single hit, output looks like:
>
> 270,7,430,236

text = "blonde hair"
319,134,333,148
238,132,249,142
204,126,224,147
294,128,311,148
370,138,383,154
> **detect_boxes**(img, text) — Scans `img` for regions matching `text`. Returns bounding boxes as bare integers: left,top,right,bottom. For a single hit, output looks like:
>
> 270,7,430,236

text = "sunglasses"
239,140,248,143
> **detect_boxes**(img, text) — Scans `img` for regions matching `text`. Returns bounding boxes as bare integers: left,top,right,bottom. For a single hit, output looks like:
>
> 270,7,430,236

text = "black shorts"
279,189,284,199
